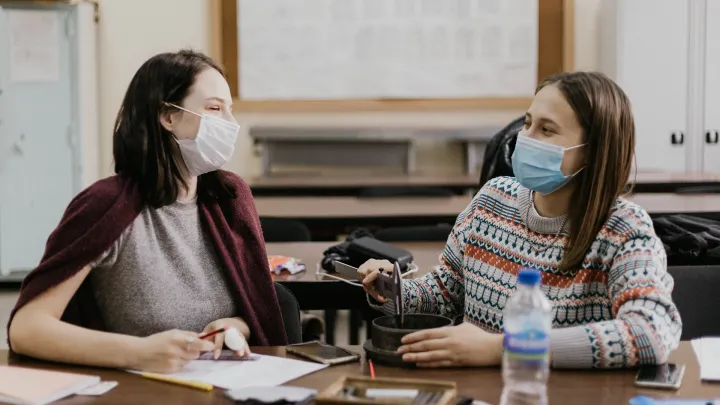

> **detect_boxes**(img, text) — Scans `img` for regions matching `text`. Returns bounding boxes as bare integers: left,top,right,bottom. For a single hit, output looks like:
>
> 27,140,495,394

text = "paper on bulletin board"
7,9,60,83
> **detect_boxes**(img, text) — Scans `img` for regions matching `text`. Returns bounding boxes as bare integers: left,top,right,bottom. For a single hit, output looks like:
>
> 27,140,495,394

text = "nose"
222,111,237,125
523,127,540,140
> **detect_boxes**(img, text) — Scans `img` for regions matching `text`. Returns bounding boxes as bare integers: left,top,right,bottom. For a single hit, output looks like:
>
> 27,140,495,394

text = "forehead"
528,84,578,128
186,68,231,102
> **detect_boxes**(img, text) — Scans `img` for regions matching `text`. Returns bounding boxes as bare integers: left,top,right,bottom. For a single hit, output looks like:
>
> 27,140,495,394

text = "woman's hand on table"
131,329,214,373
202,318,252,359
397,323,503,368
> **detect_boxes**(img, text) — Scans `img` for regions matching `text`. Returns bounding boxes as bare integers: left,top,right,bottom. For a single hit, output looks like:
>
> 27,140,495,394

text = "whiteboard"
237,0,539,101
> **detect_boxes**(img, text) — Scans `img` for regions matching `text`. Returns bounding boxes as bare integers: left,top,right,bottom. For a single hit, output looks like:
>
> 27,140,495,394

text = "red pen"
198,326,227,340
368,360,376,379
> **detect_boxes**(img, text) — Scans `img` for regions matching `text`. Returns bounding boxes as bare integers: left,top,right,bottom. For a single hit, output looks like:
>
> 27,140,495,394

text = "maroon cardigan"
7,171,288,348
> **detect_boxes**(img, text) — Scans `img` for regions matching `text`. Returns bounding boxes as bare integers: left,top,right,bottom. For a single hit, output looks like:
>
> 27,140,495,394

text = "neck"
533,184,575,218
178,176,198,201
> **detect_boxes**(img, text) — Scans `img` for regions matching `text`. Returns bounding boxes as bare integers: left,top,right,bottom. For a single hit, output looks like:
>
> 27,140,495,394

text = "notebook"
0,366,101,405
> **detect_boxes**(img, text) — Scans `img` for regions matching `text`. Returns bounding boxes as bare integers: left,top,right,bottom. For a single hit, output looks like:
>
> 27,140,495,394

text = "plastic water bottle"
500,268,552,405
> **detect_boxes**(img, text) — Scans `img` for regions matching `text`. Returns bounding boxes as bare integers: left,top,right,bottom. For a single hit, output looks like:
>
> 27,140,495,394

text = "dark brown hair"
113,49,236,208
537,72,635,271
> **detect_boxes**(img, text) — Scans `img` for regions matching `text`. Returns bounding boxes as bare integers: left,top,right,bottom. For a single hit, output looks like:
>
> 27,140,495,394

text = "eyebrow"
525,112,559,127
205,97,232,105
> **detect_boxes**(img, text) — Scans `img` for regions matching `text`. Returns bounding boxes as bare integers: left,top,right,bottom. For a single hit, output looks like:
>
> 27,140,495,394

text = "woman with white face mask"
8,50,287,373
357,72,682,370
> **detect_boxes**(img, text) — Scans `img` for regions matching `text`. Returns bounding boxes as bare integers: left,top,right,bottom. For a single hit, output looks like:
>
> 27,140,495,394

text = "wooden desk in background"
268,241,442,345
248,172,720,196
256,193,720,239
268,241,441,312
1,344,716,405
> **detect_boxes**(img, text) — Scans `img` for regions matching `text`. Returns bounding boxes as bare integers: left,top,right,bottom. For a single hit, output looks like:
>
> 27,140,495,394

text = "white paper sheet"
237,0,538,100
129,354,327,390
691,337,720,381
7,10,60,83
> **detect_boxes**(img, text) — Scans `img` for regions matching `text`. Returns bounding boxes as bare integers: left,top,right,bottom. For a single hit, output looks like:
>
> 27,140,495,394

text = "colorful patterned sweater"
371,176,682,369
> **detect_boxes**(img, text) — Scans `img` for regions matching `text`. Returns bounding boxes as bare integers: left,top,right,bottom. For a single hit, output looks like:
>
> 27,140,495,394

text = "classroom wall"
96,0,602,179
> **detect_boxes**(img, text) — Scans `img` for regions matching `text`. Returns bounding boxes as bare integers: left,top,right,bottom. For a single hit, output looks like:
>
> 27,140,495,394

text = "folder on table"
0,365,100,405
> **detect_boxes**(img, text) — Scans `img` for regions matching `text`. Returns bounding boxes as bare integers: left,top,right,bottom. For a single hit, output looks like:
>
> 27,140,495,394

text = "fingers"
397,337,448,354
213,333,225,359
416,360,454,368
235,345,251,357
361,270,388,303
166,358,191,373
358,259,394,279
358,259,395,303
177,332,214,353
401,327,451,345
401,349,453,364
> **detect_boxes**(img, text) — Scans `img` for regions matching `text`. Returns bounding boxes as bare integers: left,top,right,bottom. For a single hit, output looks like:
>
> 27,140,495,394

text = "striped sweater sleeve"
367,193,476,319
550,233,682,368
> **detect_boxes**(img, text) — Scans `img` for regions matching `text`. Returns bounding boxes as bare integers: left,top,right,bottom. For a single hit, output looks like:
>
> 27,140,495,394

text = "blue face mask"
511,132,586,194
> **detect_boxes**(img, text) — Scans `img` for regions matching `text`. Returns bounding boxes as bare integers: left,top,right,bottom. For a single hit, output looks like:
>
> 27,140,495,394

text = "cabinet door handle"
671,131,685,145
706,130,720,144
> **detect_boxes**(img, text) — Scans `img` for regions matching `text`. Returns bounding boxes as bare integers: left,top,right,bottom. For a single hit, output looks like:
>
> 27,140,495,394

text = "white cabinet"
0,2,99,279
600,0,719,174
704,0,720,172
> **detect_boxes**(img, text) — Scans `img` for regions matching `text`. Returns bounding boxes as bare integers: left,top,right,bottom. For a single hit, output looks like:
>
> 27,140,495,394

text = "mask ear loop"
314,262,418,286
563,143,588,151
563,143,588,178
164,102,202,117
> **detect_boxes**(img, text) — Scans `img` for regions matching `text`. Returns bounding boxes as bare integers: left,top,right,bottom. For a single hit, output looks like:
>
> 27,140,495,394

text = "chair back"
478,116,522,189
260,218,312,242
274,282,303,344
667,265,720,340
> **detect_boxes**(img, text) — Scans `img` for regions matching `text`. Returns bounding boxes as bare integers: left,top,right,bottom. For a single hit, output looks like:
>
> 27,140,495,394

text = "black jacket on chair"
478,116,523,190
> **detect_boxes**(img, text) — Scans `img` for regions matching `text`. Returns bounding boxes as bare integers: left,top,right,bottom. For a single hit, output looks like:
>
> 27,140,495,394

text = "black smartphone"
285,341,361,365
634,363,685,390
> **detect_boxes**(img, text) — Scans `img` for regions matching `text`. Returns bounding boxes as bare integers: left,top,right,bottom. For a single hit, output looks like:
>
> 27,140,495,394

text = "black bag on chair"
477,115,523,190
653,214,720,266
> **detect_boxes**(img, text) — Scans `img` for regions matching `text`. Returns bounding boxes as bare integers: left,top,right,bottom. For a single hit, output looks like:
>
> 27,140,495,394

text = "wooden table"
2,343,716,404
248,172,720,196
256,193,720,239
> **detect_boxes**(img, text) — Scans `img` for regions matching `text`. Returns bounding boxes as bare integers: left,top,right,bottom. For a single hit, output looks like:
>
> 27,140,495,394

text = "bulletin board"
218,0,573,112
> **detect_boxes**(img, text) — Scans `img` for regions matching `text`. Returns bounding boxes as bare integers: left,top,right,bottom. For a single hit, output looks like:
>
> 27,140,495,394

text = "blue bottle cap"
518,268,541,286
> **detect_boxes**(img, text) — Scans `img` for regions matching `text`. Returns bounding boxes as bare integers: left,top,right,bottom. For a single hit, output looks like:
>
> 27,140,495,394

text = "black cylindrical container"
364,314,453,368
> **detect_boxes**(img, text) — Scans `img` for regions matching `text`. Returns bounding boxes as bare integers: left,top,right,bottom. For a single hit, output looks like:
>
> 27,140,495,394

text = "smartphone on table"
285,341,361,365
634,363,685,390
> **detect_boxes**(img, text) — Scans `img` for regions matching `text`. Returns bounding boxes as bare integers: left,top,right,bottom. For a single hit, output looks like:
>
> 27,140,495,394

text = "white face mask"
165,103,240,176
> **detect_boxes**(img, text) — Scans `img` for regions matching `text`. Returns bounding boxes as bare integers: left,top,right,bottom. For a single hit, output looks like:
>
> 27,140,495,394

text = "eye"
523,120,531,129
542,126,554,134
207,105,222,111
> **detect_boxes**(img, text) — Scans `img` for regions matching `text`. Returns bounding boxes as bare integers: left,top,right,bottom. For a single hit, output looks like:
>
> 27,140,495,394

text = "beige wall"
96,0,602,179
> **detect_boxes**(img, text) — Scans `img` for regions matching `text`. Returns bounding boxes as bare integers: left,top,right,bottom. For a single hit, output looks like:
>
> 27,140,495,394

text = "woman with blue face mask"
358,71,681,370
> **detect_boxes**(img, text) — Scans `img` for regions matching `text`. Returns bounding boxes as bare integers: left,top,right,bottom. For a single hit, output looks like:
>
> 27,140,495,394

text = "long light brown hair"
537,72,635,271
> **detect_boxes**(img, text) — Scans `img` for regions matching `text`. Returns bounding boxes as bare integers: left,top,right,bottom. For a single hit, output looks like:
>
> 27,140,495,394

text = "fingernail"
396,346,405,354
214,349,220,359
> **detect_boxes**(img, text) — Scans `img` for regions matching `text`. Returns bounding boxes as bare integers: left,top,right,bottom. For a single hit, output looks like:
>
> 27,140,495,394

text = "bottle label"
503,329,549,363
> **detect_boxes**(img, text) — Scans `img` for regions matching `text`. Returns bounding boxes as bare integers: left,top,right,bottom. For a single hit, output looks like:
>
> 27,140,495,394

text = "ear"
159,109,176,132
